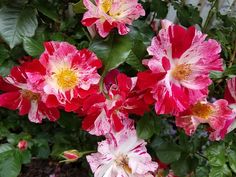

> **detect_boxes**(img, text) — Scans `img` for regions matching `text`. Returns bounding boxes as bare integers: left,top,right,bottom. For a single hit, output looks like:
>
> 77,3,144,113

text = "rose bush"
0,0,236,177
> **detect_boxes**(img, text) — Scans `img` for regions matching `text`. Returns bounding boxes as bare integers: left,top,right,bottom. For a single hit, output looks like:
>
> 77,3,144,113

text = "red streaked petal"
169,25,195,59
81,17,98,26
137,71,166,90
45,95,60,108
117,73,132,93
0,76,19,91
112,114,124,132
0,91,21,110
18,98,31,115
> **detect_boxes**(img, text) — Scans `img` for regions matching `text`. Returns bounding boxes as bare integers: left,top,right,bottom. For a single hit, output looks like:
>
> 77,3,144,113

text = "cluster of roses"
0,0,236,176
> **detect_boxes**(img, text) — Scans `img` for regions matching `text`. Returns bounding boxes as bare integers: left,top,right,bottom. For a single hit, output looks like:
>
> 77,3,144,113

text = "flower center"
101,0,112,13
172,64,192,81
21,90,40,101
54,68,78,91
115,154,132,174
191,102,214,119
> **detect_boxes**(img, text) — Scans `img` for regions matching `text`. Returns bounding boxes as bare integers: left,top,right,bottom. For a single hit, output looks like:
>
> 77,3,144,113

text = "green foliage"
23,37,44,57
151,137,181,164
227,150,236,173
72,0,86,14
0,6,38,48
205,142,236,177
136,113,156,139
0,45,9,65
35,0,59,22
173,2,202,27
0,150,21,177
90,34,133,75
151,0,168,19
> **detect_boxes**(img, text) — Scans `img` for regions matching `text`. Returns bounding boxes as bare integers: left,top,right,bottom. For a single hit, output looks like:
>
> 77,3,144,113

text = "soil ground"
19,159,89,177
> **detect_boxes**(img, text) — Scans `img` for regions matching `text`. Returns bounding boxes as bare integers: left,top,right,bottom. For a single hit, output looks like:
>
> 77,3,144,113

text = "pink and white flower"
82,72,151,136
175,99,235,140
224,77,236,110
82,0,145,37
39,41,102,111
223,77,236,133
0,60,60,123
138,20,223,115
86,127,158,177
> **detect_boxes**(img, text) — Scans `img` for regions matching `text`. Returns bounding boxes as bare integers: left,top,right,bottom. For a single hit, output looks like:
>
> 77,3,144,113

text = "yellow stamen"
191,102,214,119
115,154,132,174
54,68,78,91
172,64,192,81
101,0,112,13
157,169,164,177
21,90,40,101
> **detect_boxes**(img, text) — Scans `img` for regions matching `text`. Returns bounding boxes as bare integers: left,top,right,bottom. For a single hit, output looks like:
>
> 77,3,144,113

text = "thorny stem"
202,0,219,32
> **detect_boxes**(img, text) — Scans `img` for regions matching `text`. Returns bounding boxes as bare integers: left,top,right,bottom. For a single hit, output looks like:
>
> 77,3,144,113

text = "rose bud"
60,149,94,163
17,140,28,151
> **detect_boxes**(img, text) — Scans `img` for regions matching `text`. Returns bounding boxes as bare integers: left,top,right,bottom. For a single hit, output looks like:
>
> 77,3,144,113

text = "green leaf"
0,6,38,48
36,0,59,22
77,41,89,50
89,34,133,74
209,165,232,177
205,143,226,167
51,143,70,157
195,166,209,177
0,126,9,139
72,0,86,14
155,144,181,164
150,136,164,148
228,149,236,173
0,144,13,153
210,71,224,79
23,37,44,57
58,111,82,131
173,3,202,27
136,115,155,139
7,133,30,146
0,150,21,177
124,26,150,71
0,45,9,65
171,156,190,176
151,0,168,19
125,38,146,71
151,138,181,163
126,51,145,71
20,150,31,164
50,32,65,41
0,60,15,77
224,65,236,76
32,138,50,159
131,21,154,47
171,153,199,176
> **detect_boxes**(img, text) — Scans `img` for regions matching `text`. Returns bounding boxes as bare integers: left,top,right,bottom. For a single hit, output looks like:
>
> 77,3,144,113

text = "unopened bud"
18,140,28,151
60,149,94,163
63,150,80,162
